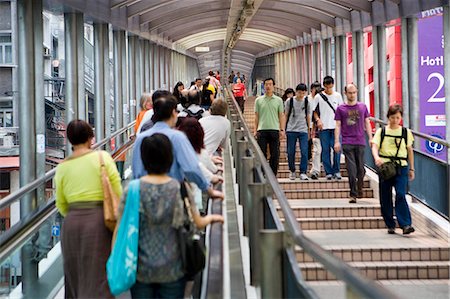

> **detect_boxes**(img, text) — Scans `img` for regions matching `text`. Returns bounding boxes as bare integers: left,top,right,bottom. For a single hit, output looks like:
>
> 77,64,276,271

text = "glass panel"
0,35,11,43
5,112,12,127
0,46,3,64
4,45,11,64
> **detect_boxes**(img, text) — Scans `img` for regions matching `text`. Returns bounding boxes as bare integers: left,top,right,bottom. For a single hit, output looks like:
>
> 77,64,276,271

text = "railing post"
260,230,284,299
248,182,266,286
240,154,254,236
234,129,244,181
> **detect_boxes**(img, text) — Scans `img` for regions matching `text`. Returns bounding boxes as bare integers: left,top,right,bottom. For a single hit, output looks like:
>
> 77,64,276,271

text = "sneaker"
356,190,364,198
387,228,396,234
326,174,333,180
300,173,309,180
402,225,415,235
311,173,319,180
289,171,296,180
334,173,342,180
349,197,357,204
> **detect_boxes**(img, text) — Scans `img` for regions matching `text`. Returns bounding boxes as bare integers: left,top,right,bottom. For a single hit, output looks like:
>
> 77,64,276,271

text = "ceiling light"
195,46,210,52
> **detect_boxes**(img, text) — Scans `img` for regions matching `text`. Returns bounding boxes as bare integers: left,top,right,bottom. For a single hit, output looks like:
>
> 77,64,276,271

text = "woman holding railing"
55,119,122,298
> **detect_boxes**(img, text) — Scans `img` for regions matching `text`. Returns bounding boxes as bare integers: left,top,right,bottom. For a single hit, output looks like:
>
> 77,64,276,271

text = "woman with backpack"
371,104,415,235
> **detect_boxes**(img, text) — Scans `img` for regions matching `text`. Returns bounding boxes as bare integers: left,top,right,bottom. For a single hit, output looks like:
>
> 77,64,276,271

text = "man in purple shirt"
334,84,373,203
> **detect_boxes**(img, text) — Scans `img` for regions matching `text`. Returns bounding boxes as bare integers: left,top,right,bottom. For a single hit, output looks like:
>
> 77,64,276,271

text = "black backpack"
184,108,205,120
285,96,308,130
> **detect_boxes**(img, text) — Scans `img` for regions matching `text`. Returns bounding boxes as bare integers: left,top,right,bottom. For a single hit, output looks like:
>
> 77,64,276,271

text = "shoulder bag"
178,181,206,278
98,151,120,231
107,179,141,296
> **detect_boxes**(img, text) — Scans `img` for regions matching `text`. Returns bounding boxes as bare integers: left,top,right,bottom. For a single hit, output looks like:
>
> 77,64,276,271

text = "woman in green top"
371,105,415,235
55,119,122,298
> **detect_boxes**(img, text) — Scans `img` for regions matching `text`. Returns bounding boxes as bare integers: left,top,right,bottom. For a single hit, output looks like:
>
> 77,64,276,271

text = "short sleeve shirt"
313,92,344,130
284,96,310,133
335,103,370,145
372,127,414,166
254,94,284,131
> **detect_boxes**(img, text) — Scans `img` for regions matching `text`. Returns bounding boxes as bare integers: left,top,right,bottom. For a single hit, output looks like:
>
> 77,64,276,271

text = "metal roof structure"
47,0,448,77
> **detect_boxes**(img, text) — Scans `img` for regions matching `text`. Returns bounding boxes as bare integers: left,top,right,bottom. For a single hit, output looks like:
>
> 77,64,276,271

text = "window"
0,108,13,127
367,32,372,46
0,34,12,64
0,172,10,190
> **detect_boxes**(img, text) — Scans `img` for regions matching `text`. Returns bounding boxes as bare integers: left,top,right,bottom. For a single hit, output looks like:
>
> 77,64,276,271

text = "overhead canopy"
49,0,446,78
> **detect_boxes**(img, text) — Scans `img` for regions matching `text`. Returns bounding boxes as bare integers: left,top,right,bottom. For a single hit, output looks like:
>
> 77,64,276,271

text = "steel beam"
356,31,365,101
113,30,126,145
407,17,420,132
128,35,136,120
377,25,388,119
64,13,86,133
94,23,109,143
401,18,410,126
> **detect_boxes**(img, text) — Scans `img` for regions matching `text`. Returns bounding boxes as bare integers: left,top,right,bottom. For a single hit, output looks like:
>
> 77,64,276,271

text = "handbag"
378,161,398,180
178,182,206,278
106,179,141,296
98,151,120,231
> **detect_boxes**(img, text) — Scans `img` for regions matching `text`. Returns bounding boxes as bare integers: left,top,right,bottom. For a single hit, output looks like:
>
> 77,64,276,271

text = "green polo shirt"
254,94,284,131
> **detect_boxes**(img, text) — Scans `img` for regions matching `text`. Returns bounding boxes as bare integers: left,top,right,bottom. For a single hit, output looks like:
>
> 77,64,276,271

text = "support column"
352,32,358,87
356,31,365,101
377,25,388,119
113,30,126,144
128,35,136,120
407,17,420,132
164,48,170,89
148,42,154,91
159,46,165,89
401,19,410,126
134,37,142,113
94,23,110,143
143,40,150,92
444,5,450,218
64,13,85,131
17,0,42,292
311,43,317,82
153,45,160,89
335,37,342,93
305,44,311,84
340,36,347,89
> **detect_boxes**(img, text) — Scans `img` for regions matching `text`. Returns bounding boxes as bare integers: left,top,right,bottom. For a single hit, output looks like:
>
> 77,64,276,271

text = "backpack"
285,96,308,130
379,127,408,162
184,108,205,120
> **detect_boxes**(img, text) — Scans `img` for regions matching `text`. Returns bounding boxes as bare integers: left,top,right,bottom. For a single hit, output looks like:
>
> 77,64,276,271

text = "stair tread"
302,229,449,248
299,260,450,267
284,188,372,192
277,177,369,183
294,216,383,221
275,198,380,208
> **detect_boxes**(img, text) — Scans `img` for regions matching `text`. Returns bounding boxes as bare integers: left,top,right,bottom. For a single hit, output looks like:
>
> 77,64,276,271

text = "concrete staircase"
242,96,450,298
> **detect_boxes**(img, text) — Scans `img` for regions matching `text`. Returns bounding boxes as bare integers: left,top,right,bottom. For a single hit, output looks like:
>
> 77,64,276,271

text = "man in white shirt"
312,76,344,180
189,78,202,91
199,99,231,154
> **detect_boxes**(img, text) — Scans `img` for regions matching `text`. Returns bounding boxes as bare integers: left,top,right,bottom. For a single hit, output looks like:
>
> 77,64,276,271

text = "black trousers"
342,144,366,197
235,96,245,113
257,130,280,175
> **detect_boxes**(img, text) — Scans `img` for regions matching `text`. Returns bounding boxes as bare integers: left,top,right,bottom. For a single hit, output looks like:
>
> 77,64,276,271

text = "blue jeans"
319,129,341,175
286,131,309,173
130,277,186,299
379,166,412,228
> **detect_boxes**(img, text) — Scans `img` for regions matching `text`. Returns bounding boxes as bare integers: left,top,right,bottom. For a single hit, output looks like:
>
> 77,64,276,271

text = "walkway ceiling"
49,0,447,78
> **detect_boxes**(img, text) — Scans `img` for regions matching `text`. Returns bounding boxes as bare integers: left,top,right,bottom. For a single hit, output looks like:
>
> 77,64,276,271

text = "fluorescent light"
195,46,210,52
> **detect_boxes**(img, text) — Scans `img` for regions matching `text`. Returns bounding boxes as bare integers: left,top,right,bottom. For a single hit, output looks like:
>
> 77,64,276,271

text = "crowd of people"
254,76,415,236
54,71,231,298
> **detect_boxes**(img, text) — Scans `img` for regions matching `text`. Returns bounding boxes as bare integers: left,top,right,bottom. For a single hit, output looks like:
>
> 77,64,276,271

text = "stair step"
282,189,374,200
286,216,386,230
278,162,347,172
277,169,349,178
296,246,450,263
298,261,450,281
276,199,381,218
278,178,370,190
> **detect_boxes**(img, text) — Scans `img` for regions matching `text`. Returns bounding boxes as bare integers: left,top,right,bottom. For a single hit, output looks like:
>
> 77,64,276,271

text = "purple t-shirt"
335,103,369,145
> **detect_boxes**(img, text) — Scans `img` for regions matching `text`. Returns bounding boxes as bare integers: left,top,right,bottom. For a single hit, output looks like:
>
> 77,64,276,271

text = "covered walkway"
0,0,449,298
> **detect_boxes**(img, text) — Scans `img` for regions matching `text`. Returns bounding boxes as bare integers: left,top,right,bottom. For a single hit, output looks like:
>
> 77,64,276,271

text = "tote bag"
98,151,120,231
106,179,141,296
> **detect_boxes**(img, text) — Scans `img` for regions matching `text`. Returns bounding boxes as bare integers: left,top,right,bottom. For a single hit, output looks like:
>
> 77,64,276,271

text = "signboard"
52,225,60,237
418,8,446,161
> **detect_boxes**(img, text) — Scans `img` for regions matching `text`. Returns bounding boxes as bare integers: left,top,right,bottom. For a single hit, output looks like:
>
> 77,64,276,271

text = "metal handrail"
369,117,450,148
0,121,136,210
0,124,136,264
226,88,397,299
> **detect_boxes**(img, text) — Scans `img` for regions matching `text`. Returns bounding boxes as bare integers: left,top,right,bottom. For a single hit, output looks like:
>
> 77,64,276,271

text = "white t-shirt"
199,115,231,154
313,92,343,130
178,105,210,118
136,109,154,134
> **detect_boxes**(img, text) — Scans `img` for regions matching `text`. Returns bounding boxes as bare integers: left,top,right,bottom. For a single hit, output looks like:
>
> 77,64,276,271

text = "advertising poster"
418,8,446,162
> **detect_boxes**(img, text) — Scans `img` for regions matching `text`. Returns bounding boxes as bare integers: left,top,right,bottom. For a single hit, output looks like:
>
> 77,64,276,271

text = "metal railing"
0,122,136,299
226,87,398,299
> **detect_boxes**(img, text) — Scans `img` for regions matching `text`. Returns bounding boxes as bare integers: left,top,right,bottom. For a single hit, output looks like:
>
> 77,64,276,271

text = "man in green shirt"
254,78,286,175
